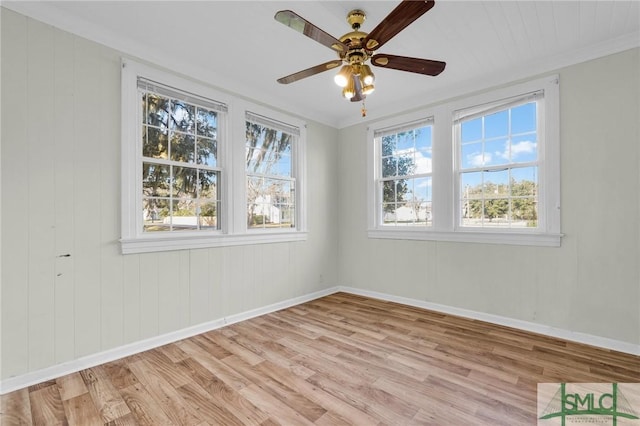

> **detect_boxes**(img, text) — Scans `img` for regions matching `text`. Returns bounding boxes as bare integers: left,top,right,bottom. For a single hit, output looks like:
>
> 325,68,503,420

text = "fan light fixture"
334,65,352,87
342,75,356,100
335,64,375,100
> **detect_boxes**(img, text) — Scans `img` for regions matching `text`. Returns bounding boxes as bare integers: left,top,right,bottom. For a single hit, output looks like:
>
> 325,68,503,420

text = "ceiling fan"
274,0,446,112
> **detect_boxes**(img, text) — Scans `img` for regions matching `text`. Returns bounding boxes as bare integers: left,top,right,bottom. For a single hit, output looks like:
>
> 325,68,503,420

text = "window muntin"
376,120,433,227
139,80,224,233
245,113,298,230
456,93,541,229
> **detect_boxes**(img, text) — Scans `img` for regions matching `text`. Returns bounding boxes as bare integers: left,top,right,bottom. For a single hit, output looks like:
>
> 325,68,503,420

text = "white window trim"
367,75,562,247
120,59,307,254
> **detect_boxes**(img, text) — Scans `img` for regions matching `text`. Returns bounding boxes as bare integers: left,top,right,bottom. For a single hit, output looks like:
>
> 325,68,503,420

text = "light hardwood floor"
2,292,639,425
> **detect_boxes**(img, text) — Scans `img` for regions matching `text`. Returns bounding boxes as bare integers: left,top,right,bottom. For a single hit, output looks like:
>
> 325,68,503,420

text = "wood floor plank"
56,372,88,401
80,366,131,423
118,383,176,426
28,385,65,426
177,356,271,425
61,392,103,426
2,292,638,425
1,388,33,425
175,382,245,426
222,355,327,423
239,384,316,426
127,358,202,425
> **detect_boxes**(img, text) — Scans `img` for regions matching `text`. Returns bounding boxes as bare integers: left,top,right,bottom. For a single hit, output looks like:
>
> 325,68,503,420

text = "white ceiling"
4,1,639,128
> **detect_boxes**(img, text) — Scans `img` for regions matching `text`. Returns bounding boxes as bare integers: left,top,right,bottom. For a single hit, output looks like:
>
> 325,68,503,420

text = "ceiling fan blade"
371,54,446,76
275,10,348,54
277,60,343,84
363,0,435,51
351,75,365,102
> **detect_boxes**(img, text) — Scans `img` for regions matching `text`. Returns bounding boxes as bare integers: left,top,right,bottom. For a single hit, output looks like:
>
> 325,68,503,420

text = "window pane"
415,126,432,151
396,154,414,177
461,142,483,169
145,93,170,129
382,203,399,225
197,137,217,167
143,126,168,159
485,169,509,196
246,176,294,229
143,163,170,197
196,107,217,138
246,127,292,176
381,135,395,156
461,117,482,143
382,180,397,204
410,177,432,201
484,110,508,138
461,172,483,199
172,166,197,198
171,199,198,231
198,201,219,229
171,100,195,134
483,198,510,225
143,198,170,232
512,199,538,227
414,150,432,174
511,102,536,134
198,170,218,199
511,167,538,197
510,134,537,163
484,138,510,167
396,131,413,152
381,156,397,178
170,133,195,163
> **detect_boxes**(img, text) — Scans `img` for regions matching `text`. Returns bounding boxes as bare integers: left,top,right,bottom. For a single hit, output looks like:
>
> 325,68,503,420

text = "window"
121,60,307,254
245,112,297,230
368,75,561,246
456,92,541,229
374,118,433,227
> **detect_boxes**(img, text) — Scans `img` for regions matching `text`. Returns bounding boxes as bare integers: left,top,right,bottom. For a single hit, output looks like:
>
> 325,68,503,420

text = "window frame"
121,59,307,254
367,75,561,247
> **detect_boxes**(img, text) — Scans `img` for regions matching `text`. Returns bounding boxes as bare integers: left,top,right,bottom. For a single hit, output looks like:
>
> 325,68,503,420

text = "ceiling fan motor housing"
340,10,373,66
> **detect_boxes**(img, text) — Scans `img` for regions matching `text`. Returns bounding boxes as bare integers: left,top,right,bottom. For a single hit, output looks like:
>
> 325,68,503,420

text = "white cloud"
468,153,488,167
414,151,432,174
496,140,537,160
511,140,536,157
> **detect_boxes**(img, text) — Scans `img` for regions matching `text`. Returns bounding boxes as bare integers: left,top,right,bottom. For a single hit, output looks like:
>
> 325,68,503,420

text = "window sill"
367,228,562,247
121,231,308,254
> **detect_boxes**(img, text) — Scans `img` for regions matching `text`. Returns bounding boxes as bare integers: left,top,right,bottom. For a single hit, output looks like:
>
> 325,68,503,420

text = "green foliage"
250,214,268,226
142,94,218,200
464,177,537,224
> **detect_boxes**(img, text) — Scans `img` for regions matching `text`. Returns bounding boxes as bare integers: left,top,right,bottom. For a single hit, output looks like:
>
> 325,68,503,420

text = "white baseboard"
0,286,339,395
2,285,637,395
337,286,640,357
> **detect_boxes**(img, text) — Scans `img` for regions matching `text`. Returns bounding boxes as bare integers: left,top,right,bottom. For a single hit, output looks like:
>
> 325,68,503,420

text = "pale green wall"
0,9,339,380
338,48,640,345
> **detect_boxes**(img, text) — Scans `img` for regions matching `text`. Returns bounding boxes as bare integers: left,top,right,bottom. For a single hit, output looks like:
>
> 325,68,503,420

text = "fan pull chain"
361,100,367,117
